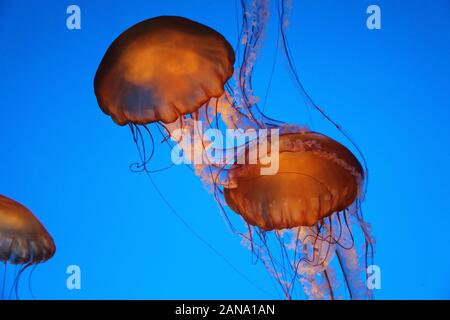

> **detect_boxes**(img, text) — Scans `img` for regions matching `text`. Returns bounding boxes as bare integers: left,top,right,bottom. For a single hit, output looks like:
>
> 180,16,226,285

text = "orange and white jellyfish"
0,195,55,299
161,0,375,299
93,1,375,300
221,130,373,299
94,15,236,171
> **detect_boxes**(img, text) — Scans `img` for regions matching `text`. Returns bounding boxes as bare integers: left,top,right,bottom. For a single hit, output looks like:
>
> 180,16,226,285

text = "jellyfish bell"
224,131,364,230
0,195,55,265
94,15,235,125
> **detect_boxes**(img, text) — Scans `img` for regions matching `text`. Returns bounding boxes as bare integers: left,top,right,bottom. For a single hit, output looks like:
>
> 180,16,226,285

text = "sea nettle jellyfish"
158,0,375,300
0,195,56,299
94,15,235,171
222,130,373,299
94,1,375,300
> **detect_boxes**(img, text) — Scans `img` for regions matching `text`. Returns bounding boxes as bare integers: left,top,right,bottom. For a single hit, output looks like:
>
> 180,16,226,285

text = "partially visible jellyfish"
0,195,56,299
94,15,235,170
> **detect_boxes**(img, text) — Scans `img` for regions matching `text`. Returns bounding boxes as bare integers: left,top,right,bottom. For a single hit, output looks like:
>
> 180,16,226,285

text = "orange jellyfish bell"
0,195,55,264
94,15,235,125
224,131,364,230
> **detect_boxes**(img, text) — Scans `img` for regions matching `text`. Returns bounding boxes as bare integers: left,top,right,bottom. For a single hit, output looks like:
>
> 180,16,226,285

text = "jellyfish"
0,195,56,299
222,130,373,299
94,0,375,300
94,15,235,170
148,0,375,300
225,131,363,229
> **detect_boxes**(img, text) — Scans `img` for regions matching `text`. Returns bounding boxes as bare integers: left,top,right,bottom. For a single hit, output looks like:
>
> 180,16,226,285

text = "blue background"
0,0,449,299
